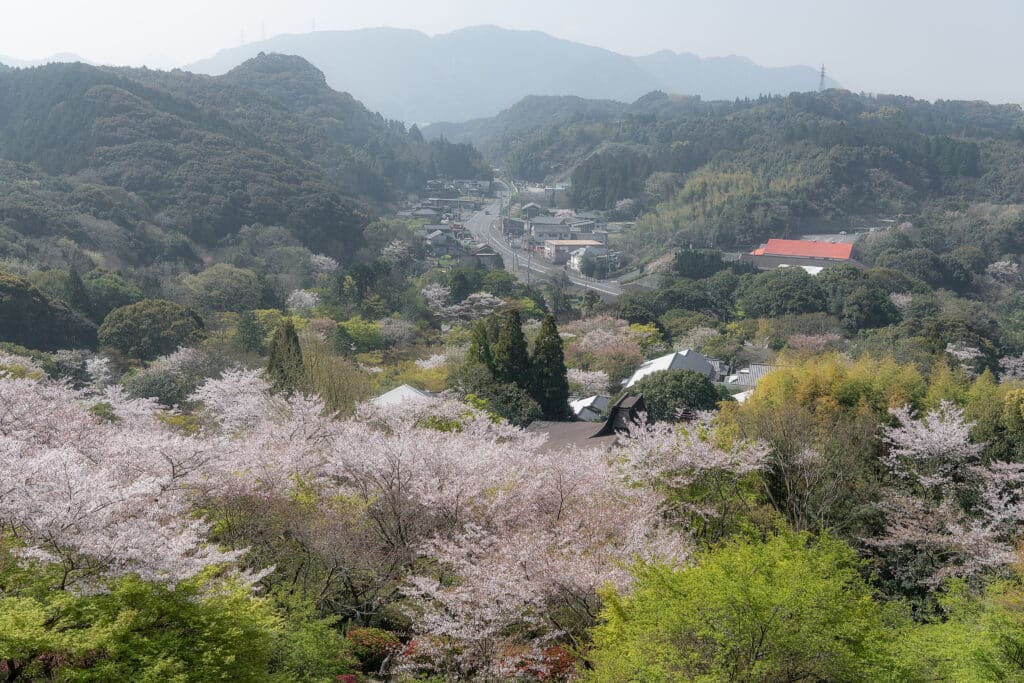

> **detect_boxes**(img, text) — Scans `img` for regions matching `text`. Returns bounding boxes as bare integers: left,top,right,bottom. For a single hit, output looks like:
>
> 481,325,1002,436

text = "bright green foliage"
0,598,60,678
268,608,360,682
627,322,665,355
97,299,204,360
338,316,384,353
586,532,899,682
530,315,571,420
632,369,722,421
60,577,278,682
888,561,1024,682
0,550,278,683
266,319,307,395
492,309,531,386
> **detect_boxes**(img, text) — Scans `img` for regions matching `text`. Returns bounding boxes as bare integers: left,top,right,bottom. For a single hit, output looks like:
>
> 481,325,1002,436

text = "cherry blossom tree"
309,253,339,274
1,367,768,679
286,289,321,314
0,377,244,590
422,284,506,325
566,368,609,396
872,401,1024,585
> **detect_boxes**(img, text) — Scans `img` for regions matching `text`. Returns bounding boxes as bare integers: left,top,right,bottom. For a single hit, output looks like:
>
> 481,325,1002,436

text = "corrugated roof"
725,364,776,388
624,350,714,388
756,239,853,260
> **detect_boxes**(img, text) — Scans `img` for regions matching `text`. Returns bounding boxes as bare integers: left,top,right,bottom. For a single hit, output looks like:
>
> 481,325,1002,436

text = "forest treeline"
0,53,489,266
433,89,1024,257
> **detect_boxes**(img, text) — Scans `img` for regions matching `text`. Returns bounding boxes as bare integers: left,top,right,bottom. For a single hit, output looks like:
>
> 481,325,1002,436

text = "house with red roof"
744,238,860,272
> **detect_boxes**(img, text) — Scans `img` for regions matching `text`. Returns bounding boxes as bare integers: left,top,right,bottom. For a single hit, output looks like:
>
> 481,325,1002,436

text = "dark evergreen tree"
492,309,531,386
66,267,90,316
234,311,265,354
331,324,355,356
266,319,306,395
631,369,722,422
530,315,572,420
467,320,495,372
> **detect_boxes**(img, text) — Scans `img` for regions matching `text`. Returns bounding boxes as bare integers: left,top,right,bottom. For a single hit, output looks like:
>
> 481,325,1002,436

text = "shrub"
346,627,400,672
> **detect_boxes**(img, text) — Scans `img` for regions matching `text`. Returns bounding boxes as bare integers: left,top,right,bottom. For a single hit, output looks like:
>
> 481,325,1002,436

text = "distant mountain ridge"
185,25,838,123
0,53,89,68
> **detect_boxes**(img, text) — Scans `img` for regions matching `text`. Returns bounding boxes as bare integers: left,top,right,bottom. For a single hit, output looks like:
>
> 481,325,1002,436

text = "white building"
623,350,716,388
370,384,439,407
543,239,604,264
570,395,610,422
568,245,611,272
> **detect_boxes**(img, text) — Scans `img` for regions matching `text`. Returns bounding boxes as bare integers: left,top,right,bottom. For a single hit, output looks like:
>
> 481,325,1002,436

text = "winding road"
464,186,623,298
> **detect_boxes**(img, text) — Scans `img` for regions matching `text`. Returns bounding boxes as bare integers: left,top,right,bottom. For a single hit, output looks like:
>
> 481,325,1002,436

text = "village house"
371,384,439,407
570,395,610,422
521,202,544,219
743,238,859,271
543,239,605,264
528,216,571,244
567,245,615,272
623,350,717,388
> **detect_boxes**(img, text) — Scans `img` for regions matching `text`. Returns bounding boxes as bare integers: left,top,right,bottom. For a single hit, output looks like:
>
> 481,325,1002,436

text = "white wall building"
623,350,716,388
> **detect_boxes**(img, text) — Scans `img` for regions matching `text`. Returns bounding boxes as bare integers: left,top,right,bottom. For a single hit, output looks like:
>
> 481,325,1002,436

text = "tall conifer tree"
266,319,306,395
468,320,495,372
492,309,530,386
67,267,90,316
234,311,264,354
530,315,571,420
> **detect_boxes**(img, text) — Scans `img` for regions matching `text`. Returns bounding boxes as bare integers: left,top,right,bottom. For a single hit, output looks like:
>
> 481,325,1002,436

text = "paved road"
464,190,623,298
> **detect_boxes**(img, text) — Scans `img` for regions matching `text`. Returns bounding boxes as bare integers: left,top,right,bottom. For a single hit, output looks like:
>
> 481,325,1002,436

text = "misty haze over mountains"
0,52,89,68
183,25,838,123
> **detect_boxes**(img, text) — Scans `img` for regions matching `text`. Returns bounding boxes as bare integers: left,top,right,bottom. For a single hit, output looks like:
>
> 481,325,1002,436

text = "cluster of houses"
398,179,501,262
374,348,774,426
569,349,774,423
501,203,620,273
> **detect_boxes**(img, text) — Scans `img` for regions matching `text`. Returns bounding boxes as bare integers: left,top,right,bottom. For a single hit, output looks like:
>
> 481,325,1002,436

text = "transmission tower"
818,64,827,92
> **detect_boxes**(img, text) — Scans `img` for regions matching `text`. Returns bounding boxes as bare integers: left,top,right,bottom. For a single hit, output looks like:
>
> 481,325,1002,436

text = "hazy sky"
2,0,1021,103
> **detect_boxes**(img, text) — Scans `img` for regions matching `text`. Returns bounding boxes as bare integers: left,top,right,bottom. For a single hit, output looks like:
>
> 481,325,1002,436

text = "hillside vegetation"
434,89,1024,257
0,54,488,268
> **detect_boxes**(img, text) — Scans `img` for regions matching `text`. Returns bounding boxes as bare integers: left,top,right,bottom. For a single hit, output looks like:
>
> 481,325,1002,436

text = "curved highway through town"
465,184,623,298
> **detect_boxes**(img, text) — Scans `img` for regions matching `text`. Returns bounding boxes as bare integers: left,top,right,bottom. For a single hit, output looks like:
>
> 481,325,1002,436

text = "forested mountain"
435,89,1024,255
0,54,488,268
185,26,836,123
